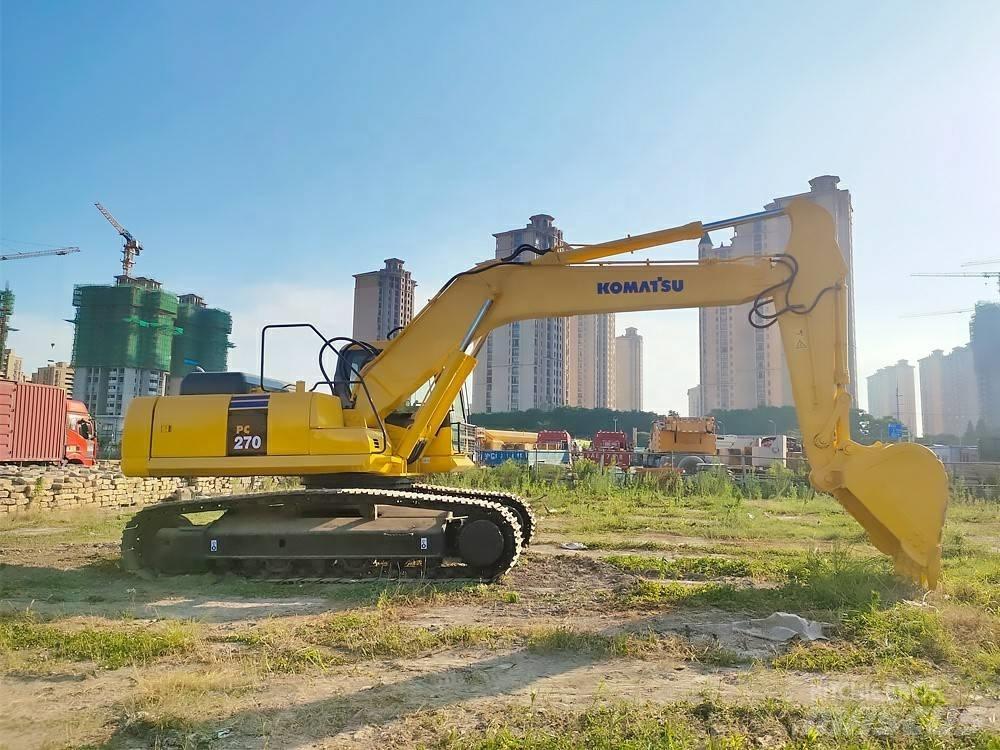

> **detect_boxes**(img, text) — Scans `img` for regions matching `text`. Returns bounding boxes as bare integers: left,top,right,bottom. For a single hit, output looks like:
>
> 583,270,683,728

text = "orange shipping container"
0,380,66,462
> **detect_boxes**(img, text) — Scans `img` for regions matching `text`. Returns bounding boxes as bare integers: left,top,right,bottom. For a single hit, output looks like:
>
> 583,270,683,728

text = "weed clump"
0,613,194,669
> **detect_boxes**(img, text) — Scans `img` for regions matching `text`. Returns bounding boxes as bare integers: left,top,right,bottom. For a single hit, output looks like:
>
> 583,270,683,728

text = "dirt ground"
1,507,998,749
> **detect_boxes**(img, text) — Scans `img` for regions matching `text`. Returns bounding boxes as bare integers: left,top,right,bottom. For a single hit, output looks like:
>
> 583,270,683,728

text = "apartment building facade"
918,346,980,437
352,258,417,342
697,176,858,413
472,215,568,413
615,326,643,411
567,314,616,409
866,359,918,432
31,361,74,392
1,349,23,382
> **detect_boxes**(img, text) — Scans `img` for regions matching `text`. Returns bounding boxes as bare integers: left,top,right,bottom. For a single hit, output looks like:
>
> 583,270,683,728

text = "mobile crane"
120,200,949,587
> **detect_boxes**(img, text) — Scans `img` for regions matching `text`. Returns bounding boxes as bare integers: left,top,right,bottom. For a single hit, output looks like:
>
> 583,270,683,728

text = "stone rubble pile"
0,462,283,514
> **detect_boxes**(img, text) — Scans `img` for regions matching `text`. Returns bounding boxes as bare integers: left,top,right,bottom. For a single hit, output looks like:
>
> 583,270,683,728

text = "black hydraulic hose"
435,243,550,298
748,254,839,329
257,323,387,456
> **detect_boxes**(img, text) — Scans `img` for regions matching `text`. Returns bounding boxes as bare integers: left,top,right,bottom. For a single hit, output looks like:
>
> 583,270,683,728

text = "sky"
2,1,999,419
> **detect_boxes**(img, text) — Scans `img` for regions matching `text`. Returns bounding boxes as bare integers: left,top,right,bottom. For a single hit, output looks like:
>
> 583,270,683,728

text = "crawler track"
410,484,536,546
121,487,523,583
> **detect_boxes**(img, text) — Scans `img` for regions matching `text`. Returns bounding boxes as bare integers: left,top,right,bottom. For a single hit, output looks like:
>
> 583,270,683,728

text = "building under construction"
0,287,13,375
71,277,232,450
168,293,235,394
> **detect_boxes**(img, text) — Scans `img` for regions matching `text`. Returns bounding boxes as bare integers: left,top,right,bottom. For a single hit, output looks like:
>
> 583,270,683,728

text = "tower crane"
0,246,80,373
962,258,1000,267
911,271,1000,297
94,202,144,277
0,246,80,262
901,307,974,318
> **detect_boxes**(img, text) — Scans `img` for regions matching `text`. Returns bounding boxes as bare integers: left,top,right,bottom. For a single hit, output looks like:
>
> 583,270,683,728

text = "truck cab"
65,399,98,466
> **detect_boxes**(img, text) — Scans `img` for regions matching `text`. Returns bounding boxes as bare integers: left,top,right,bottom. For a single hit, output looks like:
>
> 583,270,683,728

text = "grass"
121,666,264,734
225,610,746,668
616,548,908,614
433,694,1000,750
602,540,1000,687
0,612,195,669
297,610,518,658
0,508,134,547
772,599,952,675
3,469,996,750
603,553,754,580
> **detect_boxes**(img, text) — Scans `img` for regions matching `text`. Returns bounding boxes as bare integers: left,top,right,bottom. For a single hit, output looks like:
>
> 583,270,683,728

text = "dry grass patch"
119,665,264,735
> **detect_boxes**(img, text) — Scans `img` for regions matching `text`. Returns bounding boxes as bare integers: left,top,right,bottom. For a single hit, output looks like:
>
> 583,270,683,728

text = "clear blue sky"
3,1,999,417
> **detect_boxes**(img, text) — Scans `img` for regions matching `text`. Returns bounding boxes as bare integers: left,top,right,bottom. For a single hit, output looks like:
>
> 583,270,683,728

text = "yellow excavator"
121,200,949,587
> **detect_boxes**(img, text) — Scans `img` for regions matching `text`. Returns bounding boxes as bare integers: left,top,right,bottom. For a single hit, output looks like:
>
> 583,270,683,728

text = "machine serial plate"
226,394,269,456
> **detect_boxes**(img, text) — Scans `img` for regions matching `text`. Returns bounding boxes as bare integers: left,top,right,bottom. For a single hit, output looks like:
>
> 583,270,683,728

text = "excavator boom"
121,199,948,587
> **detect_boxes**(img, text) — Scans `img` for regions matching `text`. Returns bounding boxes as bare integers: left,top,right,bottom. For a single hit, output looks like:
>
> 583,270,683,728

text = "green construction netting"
72,284,180,370
170,303,233,376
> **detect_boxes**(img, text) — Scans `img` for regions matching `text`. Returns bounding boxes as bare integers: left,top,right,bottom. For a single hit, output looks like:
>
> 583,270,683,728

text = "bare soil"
1,517,997,749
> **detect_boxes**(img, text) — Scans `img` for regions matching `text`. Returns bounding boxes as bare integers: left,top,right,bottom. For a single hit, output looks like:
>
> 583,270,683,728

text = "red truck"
582,430,633,468
536,429,572,450
0,380,98,466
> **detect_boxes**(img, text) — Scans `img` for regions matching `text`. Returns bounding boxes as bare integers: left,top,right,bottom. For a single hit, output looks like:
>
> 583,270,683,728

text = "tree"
850,410,905,445
707,406,798,436
704,404,905,445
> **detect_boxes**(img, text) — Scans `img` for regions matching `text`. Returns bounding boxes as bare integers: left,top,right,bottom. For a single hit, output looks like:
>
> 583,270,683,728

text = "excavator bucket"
828,442,949,587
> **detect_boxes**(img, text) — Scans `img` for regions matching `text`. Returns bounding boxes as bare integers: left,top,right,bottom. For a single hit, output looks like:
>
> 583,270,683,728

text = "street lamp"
768,419,777,436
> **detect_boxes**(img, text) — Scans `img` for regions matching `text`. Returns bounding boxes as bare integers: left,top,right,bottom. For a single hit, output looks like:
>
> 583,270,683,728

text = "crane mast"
94,202,144,278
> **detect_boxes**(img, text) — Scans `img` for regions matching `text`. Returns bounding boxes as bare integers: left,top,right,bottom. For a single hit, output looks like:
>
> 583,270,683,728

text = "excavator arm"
121,199,948,587
359,199,948,586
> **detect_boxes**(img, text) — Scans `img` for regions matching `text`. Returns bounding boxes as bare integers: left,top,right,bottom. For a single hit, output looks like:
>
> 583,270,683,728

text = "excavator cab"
332,341,379,407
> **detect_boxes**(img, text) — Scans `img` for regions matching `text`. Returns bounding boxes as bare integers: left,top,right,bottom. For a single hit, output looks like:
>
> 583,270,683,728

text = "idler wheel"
457,519,505,568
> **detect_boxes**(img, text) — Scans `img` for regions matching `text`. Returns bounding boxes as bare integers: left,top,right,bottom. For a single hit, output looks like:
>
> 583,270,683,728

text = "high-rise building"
31,361,74,393
687,385,703,418
615,326,643,411
567,314,616,409
472,215,567,413
352,258,416,342
918,346,979,437
1,348,23,382
970,302,1000,432
697,176,857,413
866,359,917,432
